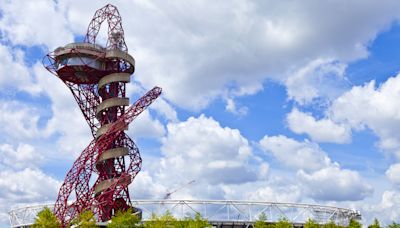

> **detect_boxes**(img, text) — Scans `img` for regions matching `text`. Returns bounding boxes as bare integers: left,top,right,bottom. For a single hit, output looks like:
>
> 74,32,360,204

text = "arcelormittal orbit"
43,4,161,226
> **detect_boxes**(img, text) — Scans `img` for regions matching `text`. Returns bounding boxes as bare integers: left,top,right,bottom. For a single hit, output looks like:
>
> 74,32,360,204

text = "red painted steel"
52,87,161,225
85,4,128,52
43,4,161,226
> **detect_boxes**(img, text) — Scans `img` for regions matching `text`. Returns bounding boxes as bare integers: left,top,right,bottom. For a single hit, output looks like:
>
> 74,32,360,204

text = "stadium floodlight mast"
43,4,161,226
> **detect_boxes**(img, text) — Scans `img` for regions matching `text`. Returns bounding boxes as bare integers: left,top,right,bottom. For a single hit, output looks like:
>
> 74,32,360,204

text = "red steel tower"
43,4,161,225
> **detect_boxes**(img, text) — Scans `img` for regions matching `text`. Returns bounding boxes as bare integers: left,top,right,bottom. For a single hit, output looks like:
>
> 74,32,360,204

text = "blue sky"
1,0,400,226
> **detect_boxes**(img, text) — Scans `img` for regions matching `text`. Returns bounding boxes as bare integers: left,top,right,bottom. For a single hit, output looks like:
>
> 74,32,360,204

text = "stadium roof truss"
9,200,361,227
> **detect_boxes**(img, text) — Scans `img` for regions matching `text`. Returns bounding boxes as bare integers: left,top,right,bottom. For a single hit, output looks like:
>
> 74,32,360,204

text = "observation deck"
49,42,135,84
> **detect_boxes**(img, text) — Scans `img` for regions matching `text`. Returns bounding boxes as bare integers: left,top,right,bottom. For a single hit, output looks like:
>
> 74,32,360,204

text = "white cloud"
34,62,92,156
216,173,302,203
330,75,400,158
0,168,59,203
43,0,400,111
127,81,178,122
260,135,373,201
128,0,400,109
159,115,258,186
360,190,400,225
297,166,373,201
0,101,41,140
287,108,351,143
0,44,39,94
225,98,248,116
129,170,167,199
3,0,398,147
258,163,269,180
243,183,302,203
0,168,60,224
386,163,400,186
0,0,73,49
0,143,59,225
127,110,166,139
150,98,178,122
130,115,267,200
224,82,262,116
285,59,348,105
0,144,43,170
378,191,400,221
0,60,92,161
259,135,331,171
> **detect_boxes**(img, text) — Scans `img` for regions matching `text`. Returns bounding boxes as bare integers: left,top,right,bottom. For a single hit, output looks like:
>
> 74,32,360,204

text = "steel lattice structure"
9,200,362,228
42,4,161,226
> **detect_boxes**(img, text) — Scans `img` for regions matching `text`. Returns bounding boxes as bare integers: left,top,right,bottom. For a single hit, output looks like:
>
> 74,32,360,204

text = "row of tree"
253,213,353,228
254,215,400,228
32,207,400,228
33,207,210,227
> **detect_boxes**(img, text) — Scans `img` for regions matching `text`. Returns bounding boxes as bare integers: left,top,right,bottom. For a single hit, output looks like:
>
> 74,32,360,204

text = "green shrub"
32,207,60,228
70,209,96,228
108,208,141,228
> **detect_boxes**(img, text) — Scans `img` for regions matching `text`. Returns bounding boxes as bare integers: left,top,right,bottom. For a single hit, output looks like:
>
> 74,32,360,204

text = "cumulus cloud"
159,115,258,186
0,168,60,224
0,168,60,203
285,59,349,105
0,101,41,140
0,44,39,94
297,166,373,201
260,135,373,201
359,190,400,224
378,191,400,221
129,171,167,199
330,75,400,158
127,0,400,110
0,144,44,170
150,98,178,122
38,0,400,111
285,72,400,169
130,115,267,200
127,110,166,139
33,62,92,156
0,142,60,225
127,82,178,122
243,183,302,203
287,108,351,143
259,135,331,171
386,163,400,186
225,98,249,116
0,0,73,48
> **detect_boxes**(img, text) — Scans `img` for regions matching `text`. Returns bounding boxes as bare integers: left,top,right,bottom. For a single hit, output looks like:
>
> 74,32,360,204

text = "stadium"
9,200,361,227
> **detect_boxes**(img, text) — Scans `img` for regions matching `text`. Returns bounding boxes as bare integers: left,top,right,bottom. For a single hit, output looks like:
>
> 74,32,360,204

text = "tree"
32,207,61,228
143,211,178,228
304,219,319,228
254,212,268,228
388,222,400,228
108,209,142,228
368,218,380,228
348,219,362,228
143,211,211,228
182,213,211,228
70,209,97,228
322,220,338,228
275,217,293,228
